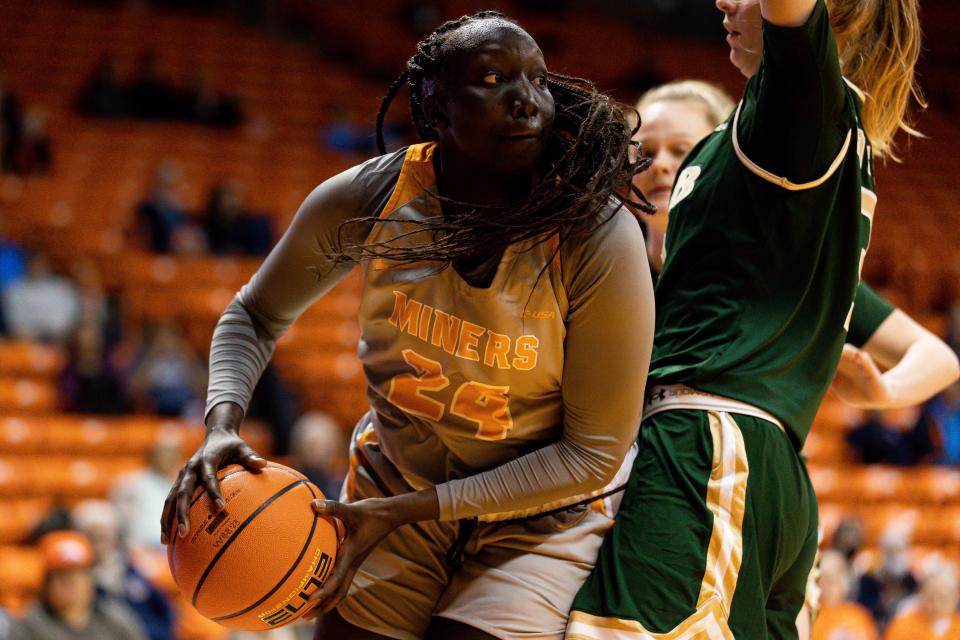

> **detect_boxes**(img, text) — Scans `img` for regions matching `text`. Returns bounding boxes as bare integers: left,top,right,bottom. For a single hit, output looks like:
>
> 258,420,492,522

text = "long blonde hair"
830,0,925,161
635,80,735,130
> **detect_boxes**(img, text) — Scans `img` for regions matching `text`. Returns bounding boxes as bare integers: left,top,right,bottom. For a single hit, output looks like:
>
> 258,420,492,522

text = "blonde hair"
635,80,736,130
830,0,925,161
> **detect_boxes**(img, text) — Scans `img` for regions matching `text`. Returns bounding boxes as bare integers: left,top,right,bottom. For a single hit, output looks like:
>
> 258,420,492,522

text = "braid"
376,71,409,154
349,11,654,266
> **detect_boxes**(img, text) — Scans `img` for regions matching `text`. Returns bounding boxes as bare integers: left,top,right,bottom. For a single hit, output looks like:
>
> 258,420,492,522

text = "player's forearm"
373,488,440,526
435,436,631,521
880,336,960,408
205,296,279,420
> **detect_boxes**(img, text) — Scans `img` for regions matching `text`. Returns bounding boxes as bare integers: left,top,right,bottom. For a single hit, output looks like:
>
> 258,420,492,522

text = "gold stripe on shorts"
565,411,749,640
566,599,732,639
697,412,749,616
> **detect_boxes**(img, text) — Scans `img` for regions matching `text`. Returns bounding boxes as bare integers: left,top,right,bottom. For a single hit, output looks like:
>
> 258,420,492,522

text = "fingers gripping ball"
167,462,339,630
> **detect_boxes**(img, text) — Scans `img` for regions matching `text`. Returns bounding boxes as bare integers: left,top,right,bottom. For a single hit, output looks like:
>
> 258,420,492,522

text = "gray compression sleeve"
204,154,399,420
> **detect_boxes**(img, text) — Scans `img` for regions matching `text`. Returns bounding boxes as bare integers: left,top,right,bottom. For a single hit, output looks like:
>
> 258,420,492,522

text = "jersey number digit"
668,166,701,211
387,349,449,420
387,349,514,440
451,382,514,441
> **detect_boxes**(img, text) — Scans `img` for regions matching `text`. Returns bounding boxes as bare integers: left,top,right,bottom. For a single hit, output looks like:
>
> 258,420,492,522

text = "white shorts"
333,422,615,640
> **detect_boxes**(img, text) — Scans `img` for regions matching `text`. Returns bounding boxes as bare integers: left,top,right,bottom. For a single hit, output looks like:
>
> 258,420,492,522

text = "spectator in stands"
929,381,960,465
885,568,960,639
0,210,24,291
61,319,129,414
289,412,345,500
0,73,24,173
9,530,147,640
127,52,177,121
246,363,300,455
69,256,122,344
135,161,205,254
856,528,920,630
0,250,80,343
77,55,128,118
847,404,937,466
179,70,243,128
6,108,52,176
832,517,867,562
0,210,24,334
202,179,272,256
128,321,206,417
72,500,174,640
113,434,184,551
0,609,11,640
813,550,878,640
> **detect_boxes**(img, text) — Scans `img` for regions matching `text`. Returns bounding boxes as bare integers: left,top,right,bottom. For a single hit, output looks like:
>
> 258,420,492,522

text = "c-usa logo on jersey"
668,166,701,212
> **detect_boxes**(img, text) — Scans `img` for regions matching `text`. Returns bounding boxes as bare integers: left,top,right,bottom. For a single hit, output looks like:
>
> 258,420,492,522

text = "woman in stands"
567,1,927,638
162,11,656,640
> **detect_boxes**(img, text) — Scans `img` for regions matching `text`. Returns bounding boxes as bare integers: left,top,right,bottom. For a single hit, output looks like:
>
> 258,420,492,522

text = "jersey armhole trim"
731,100,852,191
378,142,437,219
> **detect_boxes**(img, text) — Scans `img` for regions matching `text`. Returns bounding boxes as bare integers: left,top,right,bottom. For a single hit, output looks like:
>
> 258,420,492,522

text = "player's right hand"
160,424,267,545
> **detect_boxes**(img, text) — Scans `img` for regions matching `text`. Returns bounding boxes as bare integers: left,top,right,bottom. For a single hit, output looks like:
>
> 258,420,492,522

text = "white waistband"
643,385,785,433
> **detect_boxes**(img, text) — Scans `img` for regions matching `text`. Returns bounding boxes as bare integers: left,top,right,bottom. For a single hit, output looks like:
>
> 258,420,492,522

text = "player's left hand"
301,497,402,620
830,344,894,408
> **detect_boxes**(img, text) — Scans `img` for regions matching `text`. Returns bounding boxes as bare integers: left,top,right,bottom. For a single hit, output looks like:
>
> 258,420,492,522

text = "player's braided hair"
335,11,653,265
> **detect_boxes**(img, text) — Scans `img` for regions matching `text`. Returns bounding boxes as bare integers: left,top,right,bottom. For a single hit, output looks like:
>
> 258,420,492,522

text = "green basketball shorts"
567,386,819,640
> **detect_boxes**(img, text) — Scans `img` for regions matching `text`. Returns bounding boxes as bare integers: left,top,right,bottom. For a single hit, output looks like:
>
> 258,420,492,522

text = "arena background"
0,0,958,638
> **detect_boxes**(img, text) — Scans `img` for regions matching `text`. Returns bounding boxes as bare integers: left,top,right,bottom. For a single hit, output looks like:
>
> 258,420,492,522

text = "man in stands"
9,531,146,640
812,550,878,639
885,568,960,640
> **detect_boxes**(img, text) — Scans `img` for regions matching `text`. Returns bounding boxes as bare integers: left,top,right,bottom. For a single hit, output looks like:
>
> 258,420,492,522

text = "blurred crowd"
841,308,960,468
0,74,52,177
813,520,960,638
78,53,244,129
0,414,344,640
134,162,273,257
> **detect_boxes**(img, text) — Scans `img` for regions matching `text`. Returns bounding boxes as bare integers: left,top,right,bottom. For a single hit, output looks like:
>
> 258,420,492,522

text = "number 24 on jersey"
387,349,514,441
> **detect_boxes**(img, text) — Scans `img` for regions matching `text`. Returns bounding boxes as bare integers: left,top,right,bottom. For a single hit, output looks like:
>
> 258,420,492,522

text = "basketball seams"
210,482,321,622
169,466,271,563
191,478,308,606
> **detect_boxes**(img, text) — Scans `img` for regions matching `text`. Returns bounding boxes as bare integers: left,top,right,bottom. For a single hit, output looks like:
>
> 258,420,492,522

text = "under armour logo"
646,388,666,405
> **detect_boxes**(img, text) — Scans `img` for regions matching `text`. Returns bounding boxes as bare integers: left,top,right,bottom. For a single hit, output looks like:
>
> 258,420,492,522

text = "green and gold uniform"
568,2,877,638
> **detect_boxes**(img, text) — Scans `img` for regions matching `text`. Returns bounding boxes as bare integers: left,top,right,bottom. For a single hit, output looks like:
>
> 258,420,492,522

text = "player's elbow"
579,451,625,493
922,332,960,388
944,347,960,387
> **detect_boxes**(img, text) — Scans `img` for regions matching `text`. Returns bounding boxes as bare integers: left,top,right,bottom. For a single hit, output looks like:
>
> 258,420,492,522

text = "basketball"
167,462,338,631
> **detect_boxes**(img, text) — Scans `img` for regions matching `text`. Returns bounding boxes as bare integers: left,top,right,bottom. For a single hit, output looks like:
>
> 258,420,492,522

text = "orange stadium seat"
0,379,59,413
0,546,44,614
0,342,65,379
0,417,45,454
0,498,52,544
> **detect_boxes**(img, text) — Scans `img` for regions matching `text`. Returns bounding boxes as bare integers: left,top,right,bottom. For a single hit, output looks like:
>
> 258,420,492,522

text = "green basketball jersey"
650,0,876,447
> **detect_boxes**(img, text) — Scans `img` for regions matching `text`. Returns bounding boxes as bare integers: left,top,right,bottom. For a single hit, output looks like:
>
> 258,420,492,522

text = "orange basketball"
167,462,338,631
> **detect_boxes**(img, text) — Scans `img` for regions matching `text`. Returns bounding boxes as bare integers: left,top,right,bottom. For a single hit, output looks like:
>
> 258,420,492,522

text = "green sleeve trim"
847,283,896,348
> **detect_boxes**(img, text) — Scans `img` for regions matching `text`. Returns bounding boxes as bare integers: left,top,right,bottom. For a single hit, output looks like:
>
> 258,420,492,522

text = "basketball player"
629,80,958,639
632,79,958,406
566,0,924,638
161,12,656,640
